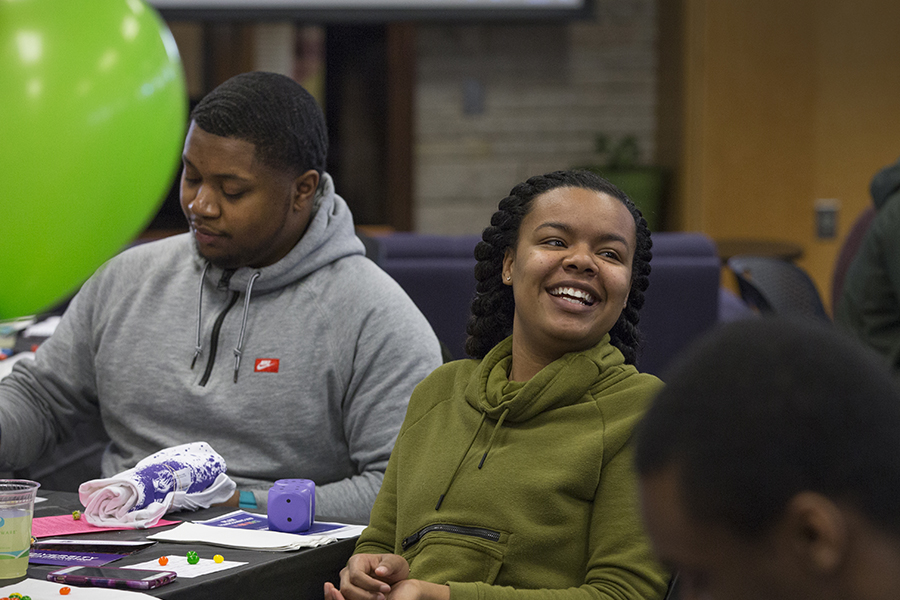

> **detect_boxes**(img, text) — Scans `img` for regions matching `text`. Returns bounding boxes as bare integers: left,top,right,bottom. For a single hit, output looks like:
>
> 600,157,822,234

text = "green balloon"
0,0,187,319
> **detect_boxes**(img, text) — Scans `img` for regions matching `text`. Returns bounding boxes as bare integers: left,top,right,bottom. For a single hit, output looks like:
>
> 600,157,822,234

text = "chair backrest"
374,233,481,360
374,231,724,375
638,232,722,376
727,255,829,321
831,205,876,311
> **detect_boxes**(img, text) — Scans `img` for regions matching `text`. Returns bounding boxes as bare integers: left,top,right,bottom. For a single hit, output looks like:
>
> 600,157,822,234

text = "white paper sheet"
128,554,246,579
146,521,335,551
23,316,61,338
194,509,366,540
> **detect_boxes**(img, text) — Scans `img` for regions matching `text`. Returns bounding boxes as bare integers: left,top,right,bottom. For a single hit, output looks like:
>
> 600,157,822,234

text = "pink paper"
31,514,179,538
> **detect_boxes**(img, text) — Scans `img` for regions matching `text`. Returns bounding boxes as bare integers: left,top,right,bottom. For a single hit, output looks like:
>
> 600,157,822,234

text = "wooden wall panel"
674,0,900,312
810,1,900,310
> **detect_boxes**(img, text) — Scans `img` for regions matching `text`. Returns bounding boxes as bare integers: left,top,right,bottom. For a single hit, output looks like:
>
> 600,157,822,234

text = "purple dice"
267,478,316,533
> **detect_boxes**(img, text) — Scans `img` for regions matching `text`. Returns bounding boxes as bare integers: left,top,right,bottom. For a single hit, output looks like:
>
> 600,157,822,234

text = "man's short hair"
190,71,327,176
635,317,900,537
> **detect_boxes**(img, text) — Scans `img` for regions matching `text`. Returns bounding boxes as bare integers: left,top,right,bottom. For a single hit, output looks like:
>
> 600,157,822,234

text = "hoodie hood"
187,172,365,382
871,157,900,210
464,334,626,422
431,334,630,510
193,172,366,294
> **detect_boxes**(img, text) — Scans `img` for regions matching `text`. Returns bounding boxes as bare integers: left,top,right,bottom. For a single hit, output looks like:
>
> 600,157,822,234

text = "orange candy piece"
158,556,169,566
60,588,72,596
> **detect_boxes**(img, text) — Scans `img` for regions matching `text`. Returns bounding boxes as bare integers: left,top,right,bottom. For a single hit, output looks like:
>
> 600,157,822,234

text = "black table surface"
27,491,356,599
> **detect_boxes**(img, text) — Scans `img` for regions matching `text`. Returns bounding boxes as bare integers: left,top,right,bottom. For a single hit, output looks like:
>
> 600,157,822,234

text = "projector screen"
149,0,590,21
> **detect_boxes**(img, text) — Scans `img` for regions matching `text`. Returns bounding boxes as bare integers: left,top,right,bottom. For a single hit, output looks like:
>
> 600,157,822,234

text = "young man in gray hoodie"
0,72,443,524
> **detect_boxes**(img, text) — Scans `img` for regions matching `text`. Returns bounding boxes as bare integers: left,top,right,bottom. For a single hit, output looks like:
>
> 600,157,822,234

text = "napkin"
78,441,236,529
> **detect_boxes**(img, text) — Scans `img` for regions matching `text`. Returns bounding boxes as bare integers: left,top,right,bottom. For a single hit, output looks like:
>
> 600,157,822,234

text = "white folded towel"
78,441,237,529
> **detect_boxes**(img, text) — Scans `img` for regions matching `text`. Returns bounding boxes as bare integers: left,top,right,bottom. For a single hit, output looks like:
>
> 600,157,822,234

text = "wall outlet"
815,198,839,239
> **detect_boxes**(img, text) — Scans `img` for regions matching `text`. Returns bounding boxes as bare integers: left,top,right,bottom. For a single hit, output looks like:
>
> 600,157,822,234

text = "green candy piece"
186,550,200,565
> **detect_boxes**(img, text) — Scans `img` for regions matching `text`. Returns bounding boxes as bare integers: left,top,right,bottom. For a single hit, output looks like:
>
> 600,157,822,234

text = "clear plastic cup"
0,480,40,582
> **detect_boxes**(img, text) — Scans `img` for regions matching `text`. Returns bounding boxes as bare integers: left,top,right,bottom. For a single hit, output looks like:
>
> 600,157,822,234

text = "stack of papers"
147,522,335,551
146,510,365,552
195,510,364,539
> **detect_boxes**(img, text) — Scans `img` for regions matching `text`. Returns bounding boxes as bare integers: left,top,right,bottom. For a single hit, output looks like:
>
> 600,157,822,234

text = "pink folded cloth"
78,441,236,529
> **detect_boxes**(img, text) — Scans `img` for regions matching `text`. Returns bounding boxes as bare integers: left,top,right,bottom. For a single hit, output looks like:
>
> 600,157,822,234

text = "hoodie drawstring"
478,408,509,469
232,272,261,383
190,262,211,370
436,412,487,511
435,407,509,511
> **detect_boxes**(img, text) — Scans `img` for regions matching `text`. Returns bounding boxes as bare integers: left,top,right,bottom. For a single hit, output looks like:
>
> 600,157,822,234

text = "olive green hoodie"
356,335,669,600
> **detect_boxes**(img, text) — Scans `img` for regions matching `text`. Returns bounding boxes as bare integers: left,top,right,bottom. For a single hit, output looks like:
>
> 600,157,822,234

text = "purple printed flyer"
29,551,124,567
29,539,157,568
197,510,344,534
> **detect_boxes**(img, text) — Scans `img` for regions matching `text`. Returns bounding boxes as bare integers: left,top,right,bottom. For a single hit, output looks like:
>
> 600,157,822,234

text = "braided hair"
464,169,653,364
190,71,328,177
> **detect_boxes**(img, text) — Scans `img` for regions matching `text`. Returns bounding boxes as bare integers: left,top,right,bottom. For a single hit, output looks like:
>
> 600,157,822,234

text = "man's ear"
780,492,848,574
292,169,320,211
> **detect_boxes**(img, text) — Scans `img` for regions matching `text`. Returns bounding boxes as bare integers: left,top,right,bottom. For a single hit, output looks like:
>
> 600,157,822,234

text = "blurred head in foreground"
635,317,900,600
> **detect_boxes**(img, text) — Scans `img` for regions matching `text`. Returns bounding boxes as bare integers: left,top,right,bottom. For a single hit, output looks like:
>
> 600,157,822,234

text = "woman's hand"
325,575,450,600
385,579,451,600
325,553,410,600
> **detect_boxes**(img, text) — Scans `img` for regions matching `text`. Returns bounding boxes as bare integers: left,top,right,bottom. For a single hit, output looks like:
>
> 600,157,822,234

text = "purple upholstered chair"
638,232,724,377
372,231,732,377
373,233,480,361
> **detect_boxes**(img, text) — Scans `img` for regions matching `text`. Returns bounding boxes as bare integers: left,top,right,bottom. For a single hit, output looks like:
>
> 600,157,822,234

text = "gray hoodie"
0,174,443,523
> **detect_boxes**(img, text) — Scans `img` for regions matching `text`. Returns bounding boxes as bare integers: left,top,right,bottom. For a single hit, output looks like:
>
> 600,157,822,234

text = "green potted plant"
576,134,667,231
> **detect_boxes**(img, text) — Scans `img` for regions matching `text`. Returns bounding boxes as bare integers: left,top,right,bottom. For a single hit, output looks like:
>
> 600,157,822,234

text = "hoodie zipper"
401,524,501,552
199,291,239,386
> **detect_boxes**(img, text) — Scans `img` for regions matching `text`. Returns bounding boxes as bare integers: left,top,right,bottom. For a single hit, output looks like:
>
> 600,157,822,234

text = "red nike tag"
254,358,280,373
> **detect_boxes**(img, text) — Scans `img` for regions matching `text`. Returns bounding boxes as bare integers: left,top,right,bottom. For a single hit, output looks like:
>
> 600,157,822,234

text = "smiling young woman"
326,170,670,600
500,185,637,380
467,170,652,368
